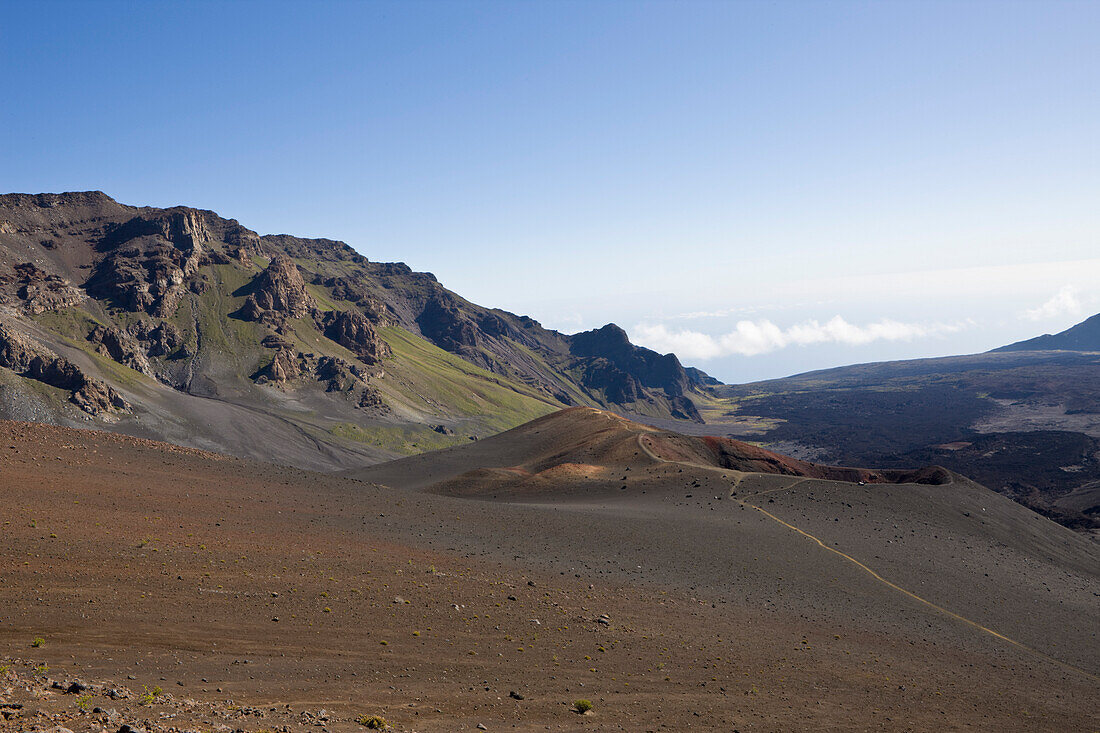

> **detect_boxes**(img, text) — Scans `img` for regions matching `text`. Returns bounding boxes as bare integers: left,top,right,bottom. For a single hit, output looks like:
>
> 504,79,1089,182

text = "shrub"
139,685,163,705
31,636,44,648
573,699,593,714
358,715,388,729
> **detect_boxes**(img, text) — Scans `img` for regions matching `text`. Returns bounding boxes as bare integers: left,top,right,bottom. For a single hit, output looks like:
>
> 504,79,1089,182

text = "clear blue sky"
3,0,1098,382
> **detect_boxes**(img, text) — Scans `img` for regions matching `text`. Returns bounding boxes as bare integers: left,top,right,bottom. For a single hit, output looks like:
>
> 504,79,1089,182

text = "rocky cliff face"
319,309,391,364
0,262,86,314
84,210,212,316
567,324,702,421
85,319,187,379
237,255,316,323
569,324,691,397
0,320,128,414
253,345,383,410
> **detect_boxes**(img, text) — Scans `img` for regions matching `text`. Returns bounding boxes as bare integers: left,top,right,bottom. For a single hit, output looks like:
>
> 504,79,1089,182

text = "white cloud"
1024,285,1082,321
631,317,972,359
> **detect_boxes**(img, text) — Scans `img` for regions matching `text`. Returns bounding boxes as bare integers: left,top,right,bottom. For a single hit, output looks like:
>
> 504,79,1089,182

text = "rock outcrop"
416,296,481,356
86,320,187,376
254,347,303,383
570,324,692,397
130,319,185,358
358,384,388,412
312,275,391,321
319,309,391,364
0,321,129,414
0,262,86,314
87,325,153,375
237,255,316,323
566,324,703,421
254,348,380,394
85,210,209,316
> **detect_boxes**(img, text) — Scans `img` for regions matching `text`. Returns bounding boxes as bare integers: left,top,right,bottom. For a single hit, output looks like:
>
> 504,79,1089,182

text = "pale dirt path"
636,434,1100,683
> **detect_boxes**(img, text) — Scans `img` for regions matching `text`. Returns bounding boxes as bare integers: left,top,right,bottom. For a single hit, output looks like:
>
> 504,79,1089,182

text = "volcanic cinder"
1,409,1097,731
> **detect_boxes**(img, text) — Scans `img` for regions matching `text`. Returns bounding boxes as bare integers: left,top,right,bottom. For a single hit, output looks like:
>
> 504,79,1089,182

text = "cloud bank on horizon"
631,317,973,359
631,285,1094,361
1024,285,1083,322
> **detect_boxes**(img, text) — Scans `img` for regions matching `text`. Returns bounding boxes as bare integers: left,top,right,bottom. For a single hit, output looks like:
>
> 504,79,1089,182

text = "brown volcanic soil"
2,415,1099,732
349,408,950,498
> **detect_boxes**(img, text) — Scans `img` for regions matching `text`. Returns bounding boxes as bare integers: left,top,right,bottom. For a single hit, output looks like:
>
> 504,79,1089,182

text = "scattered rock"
358,385,388,412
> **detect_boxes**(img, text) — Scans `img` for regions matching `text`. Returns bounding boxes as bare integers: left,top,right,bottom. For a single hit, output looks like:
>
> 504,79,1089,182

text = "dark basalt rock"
668,395,703,422
3,261,86,314
85,209,211,316
261,334,292,350
417,296,480,354
574,358,640,404
86,320,186,375
254,349,383,398
0,320,129,414
313,275,391,322
254,347,302,383
316,355,367,392
130,319,184,358
87,325,152,375
319,309,391,364
569,324,691,397
358,384,389,412
685,366,721,387
236,255,315,323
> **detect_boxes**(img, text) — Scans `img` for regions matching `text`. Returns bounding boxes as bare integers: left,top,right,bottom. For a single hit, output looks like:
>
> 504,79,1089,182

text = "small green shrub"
573,698,593,714
358,714,388,729
139,685,163,705
31,636,44,648
76,693,92,711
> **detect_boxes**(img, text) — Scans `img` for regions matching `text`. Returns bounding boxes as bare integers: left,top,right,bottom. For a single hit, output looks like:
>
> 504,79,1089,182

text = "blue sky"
3,0,1098,382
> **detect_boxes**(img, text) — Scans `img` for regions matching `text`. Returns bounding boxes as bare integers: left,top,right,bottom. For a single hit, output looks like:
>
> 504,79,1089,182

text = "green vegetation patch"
381,326,559,433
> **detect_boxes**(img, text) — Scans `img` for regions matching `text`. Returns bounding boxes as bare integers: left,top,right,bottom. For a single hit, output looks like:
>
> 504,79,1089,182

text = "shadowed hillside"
993,312,1100,352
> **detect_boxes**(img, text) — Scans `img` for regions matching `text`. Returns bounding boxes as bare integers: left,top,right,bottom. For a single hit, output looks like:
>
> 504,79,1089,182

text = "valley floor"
1,421,1097,731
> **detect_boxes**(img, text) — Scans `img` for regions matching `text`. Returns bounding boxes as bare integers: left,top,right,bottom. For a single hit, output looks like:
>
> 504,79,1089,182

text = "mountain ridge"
0,190,715,468
992,312,1100,353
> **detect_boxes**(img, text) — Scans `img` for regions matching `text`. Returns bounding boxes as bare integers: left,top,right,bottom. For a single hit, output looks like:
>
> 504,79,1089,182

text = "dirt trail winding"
637,434,1099,682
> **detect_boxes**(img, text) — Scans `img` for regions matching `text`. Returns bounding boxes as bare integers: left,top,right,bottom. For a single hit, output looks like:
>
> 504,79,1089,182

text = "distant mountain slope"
992,312,1100,352
706,349,1100,533
0,191,714,468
